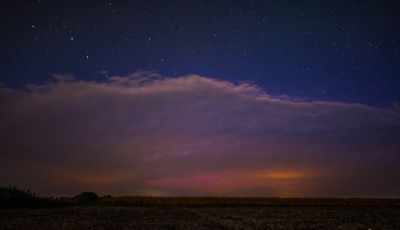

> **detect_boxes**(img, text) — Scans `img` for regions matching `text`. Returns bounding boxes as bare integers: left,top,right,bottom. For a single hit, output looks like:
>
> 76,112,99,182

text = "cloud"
99,70,109,75
1,72,400,197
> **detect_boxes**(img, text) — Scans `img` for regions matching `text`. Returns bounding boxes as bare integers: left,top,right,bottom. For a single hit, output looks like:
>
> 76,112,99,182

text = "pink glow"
145,174,223,191
145,172,308,196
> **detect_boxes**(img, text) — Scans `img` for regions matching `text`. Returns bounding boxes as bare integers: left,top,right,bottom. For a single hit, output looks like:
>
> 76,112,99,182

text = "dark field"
1,205,400,230
1,187,400,229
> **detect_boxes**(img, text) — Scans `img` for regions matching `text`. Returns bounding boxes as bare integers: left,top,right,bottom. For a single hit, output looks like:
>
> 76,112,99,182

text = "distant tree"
73,192,100,205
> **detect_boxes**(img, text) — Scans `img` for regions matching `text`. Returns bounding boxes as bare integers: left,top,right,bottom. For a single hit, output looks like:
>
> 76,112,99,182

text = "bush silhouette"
0,186,38,208
0,186,60,208
73,192,99,204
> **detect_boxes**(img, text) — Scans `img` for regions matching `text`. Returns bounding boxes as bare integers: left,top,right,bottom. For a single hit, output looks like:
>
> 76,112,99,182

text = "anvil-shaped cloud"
1,72,400,197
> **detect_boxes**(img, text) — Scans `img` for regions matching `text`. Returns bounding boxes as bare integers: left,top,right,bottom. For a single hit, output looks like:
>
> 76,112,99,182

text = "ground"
1,206,399,229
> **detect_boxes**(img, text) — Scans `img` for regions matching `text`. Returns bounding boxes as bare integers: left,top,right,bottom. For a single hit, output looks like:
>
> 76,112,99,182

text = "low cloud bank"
1,72,399,197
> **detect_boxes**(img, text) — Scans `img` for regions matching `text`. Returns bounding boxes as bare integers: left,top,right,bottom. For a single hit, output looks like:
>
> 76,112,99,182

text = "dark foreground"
1,206,399,230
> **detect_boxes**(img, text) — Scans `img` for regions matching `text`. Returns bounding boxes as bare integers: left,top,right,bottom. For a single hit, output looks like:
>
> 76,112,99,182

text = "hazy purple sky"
1,72,400,197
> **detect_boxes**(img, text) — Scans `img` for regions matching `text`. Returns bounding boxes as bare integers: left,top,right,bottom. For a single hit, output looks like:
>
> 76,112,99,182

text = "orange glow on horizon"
256,171,307,179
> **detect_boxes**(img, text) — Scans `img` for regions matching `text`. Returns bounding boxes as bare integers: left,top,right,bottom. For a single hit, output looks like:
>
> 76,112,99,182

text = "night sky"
1,0,400,197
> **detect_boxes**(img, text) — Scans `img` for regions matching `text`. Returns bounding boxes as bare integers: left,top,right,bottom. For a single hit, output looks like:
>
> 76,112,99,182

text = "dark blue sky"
2,0,400,197
1,0,400,106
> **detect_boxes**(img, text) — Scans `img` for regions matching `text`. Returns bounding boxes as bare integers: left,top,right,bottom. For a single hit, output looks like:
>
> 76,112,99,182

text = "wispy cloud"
1,72,399,197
